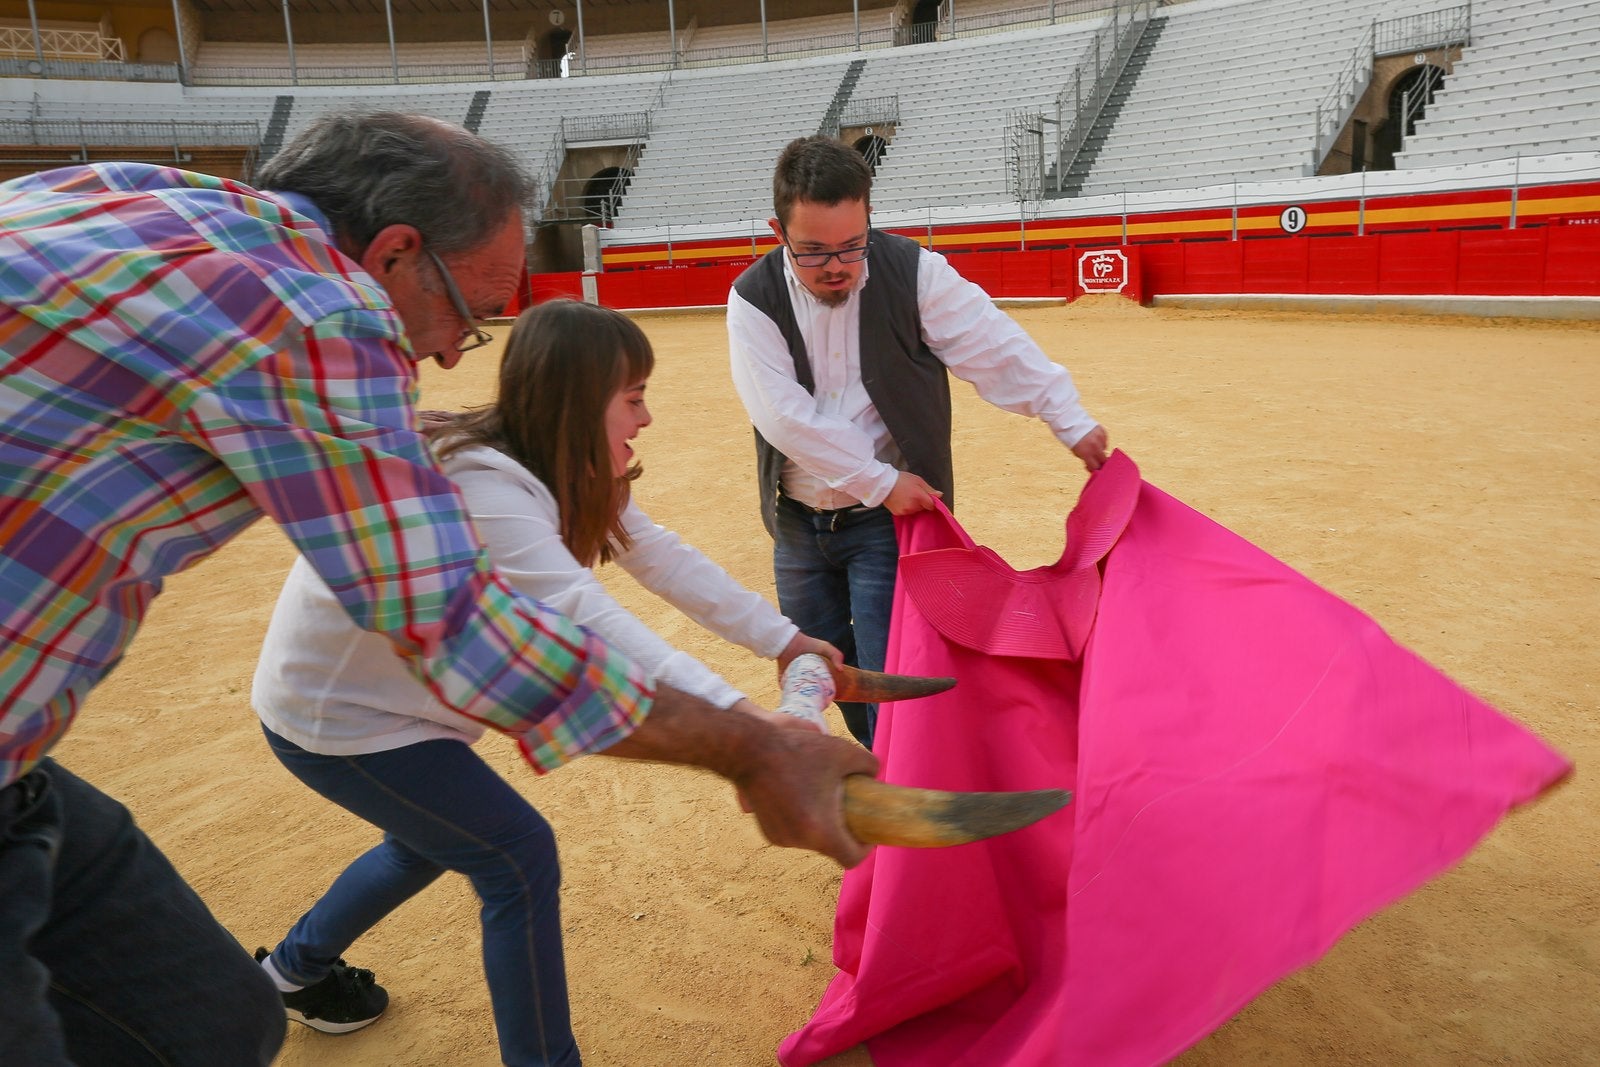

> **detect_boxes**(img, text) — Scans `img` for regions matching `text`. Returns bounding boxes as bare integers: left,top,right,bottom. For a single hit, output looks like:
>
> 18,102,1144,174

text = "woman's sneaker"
254,947,389,1033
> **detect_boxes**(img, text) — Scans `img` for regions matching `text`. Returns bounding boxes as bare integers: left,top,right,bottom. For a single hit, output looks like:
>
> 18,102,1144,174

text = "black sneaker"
254,946,388,1034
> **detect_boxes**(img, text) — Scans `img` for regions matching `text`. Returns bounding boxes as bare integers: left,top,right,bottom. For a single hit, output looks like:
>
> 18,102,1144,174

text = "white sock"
259,953,305,993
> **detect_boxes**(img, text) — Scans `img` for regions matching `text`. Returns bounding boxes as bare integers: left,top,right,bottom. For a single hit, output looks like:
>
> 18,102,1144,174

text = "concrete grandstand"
2,0,1597,306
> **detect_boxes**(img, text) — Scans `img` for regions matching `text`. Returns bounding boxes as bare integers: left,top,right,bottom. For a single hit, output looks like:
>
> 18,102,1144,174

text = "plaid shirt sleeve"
187,316,655,772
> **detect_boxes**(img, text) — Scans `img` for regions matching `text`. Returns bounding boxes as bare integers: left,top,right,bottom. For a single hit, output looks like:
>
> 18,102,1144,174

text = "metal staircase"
1004,0,1156,205
1055,15,1164,198
818,58,868,137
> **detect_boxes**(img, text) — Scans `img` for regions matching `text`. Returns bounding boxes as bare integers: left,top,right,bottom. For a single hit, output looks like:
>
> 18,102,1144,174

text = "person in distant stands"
0,111,875,1067
726,135,1111,748
252,299,843,1064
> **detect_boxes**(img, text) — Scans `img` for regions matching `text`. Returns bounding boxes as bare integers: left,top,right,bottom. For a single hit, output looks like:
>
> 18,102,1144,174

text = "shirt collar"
264,189,336,246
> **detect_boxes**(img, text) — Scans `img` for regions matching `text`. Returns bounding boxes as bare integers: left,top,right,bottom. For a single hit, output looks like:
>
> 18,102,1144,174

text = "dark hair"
772,136,872,227
255,111,537,258
433,300,654,567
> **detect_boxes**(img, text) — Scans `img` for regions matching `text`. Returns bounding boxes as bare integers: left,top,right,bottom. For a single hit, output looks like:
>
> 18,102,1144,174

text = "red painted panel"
1306,237,1380,294
999,250,1054,296
1240,238,1310,293
1181,241,1244,293
945,252,1005,296
1544,227,1600,295
1377,232,1461,294
1050,248,1081,294
1139,243,1185,295
526,272,584,306
674,265,728,307
1457,230,1548,296
595,270,656,309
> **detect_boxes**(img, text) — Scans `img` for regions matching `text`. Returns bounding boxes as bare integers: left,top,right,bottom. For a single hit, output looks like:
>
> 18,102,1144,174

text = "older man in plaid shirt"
0,111,875,1065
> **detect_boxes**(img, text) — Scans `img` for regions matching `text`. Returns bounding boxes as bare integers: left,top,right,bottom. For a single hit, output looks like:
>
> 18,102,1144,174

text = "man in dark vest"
729,136,1109,747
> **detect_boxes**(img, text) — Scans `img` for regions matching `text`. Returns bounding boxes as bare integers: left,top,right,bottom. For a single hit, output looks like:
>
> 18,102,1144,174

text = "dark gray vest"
734,229,954,537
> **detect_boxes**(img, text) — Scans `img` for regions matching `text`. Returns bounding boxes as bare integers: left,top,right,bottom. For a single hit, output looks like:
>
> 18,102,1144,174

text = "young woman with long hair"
249,299,838,1066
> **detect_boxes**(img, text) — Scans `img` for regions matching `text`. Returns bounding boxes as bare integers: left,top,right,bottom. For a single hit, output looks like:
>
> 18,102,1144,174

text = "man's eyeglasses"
779,225,870,268
426,248,495,354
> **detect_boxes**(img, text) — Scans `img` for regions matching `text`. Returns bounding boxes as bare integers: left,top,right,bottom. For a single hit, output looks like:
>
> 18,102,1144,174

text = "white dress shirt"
253,444,797,755
728,242,1099,510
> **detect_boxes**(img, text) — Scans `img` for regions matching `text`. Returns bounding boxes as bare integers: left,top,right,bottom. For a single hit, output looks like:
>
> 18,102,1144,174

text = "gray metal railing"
1375,3,1471,57
1399,62,1447,147
560,113,651,143
1312,21,1377,171
0,56,178,82
535,128,566,216
0,117,262,177
0,117,260,147
190,59,526,87
835,95,899,133
947,0,1122,37
1004,105,1048,207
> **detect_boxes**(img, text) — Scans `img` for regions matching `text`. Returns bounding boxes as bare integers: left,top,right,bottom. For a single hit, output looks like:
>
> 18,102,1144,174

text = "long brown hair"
432,299,654,567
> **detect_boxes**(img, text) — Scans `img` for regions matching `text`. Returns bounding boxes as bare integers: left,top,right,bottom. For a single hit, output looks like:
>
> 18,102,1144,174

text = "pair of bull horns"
778,655,1071,849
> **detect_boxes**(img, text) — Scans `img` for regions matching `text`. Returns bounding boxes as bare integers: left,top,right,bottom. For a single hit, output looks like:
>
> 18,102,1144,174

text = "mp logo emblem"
1077,249,1129,294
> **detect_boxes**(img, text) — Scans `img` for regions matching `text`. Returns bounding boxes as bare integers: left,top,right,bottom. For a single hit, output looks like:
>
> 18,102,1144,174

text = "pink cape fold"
779,451,1570,1067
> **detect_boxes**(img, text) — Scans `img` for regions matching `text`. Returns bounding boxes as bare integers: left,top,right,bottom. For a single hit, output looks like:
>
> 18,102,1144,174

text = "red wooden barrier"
1546,227,1600,295
534,221,1600,309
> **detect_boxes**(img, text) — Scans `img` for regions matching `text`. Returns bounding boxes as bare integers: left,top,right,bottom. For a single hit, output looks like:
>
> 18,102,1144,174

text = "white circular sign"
1279,205,1308,234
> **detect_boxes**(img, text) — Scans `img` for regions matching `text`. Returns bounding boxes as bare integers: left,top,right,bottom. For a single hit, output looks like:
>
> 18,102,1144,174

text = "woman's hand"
777,632,845,675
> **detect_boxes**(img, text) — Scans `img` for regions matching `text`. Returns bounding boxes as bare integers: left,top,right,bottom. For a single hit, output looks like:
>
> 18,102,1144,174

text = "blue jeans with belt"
772,495,900,748
261,728,577,1067
0,759,285,1066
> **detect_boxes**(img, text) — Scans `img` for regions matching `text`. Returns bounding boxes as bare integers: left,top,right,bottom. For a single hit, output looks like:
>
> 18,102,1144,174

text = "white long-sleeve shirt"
728,243,1099,511
253,444,797,755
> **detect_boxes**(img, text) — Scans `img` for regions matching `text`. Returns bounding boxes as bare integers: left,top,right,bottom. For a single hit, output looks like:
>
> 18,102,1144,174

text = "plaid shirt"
0,162,653,788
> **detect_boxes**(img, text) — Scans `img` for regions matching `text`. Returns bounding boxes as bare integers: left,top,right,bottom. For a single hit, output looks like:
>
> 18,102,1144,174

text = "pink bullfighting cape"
780,450,1570,1067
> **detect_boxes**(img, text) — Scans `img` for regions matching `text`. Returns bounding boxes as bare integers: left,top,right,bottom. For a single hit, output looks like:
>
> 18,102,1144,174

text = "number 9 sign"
1279,206,1308,234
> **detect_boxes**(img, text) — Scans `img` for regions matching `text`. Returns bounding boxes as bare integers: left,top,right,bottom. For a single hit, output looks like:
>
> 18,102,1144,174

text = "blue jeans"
262,728,576,1067
0,759,284,1066
772,496,899,748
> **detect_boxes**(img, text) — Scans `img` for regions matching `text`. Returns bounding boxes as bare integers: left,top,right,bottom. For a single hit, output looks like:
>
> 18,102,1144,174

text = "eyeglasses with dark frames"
779,224,870,268
426,248,495,354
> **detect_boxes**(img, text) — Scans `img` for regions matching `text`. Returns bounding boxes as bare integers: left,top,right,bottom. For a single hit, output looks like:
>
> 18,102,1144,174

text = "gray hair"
255,111,536,257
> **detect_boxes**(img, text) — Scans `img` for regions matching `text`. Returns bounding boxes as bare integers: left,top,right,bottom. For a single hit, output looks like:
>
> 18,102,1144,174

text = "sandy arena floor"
56,299,1598,1065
